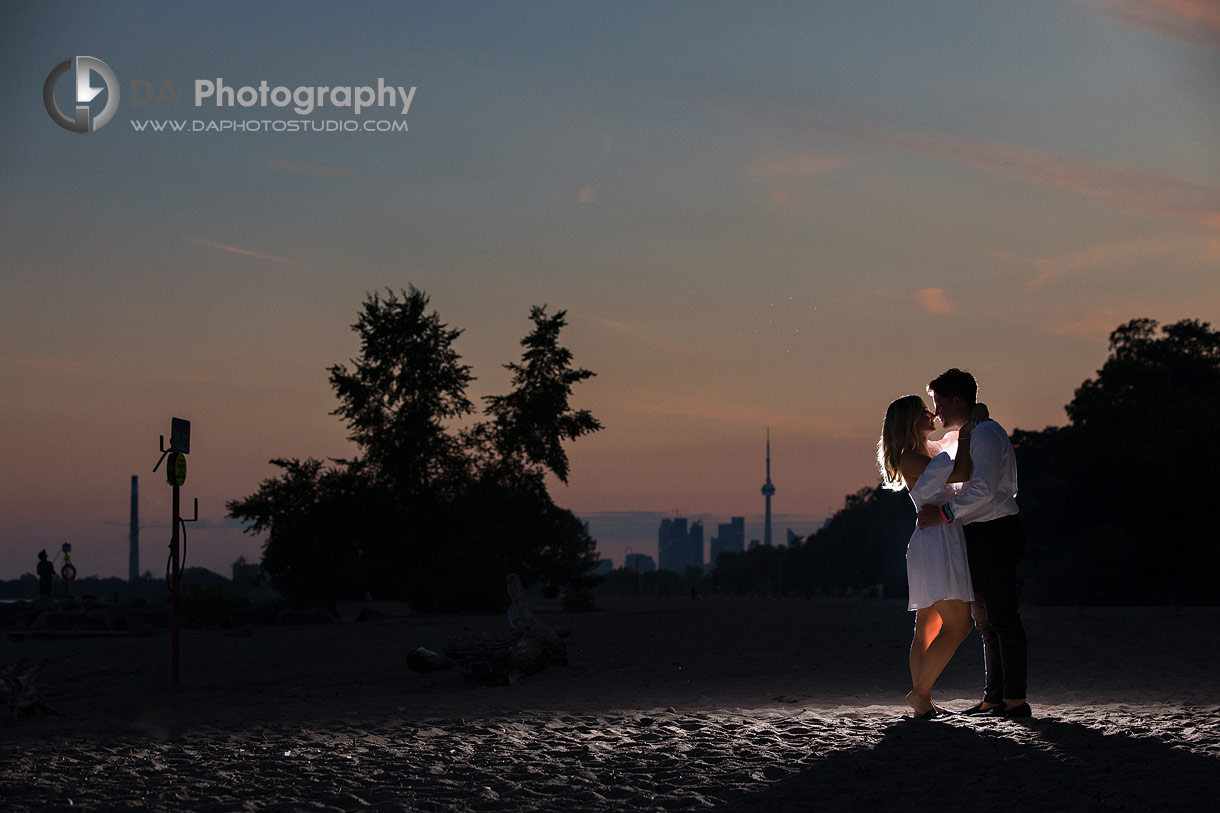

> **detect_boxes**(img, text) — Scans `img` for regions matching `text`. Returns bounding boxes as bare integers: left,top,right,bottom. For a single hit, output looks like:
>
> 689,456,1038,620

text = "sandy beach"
3,595,1219,811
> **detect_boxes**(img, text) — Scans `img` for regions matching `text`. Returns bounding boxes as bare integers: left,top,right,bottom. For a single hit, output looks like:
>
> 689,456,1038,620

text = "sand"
2,596,1219,811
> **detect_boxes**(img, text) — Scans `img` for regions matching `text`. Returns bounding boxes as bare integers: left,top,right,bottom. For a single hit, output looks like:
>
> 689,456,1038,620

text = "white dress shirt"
950,419,1019,525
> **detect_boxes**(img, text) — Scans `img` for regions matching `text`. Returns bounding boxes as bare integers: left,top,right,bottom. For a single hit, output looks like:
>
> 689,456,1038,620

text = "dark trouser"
964,514,1027,703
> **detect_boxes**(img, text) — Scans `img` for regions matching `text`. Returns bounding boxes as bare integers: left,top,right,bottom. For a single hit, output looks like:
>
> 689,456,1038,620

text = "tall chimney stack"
129,475,139,581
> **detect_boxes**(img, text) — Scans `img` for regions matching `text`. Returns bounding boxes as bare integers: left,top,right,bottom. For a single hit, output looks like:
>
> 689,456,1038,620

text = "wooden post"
171,476,180,688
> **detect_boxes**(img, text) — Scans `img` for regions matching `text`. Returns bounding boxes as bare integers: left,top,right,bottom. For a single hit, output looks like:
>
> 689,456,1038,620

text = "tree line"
230,303,1217,610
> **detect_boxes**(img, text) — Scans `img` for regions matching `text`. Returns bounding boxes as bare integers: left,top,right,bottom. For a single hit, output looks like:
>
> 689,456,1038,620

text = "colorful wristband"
939,503,955,524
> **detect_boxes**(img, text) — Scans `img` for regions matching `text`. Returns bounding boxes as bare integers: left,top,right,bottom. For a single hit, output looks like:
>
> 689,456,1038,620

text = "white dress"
906,452,975,611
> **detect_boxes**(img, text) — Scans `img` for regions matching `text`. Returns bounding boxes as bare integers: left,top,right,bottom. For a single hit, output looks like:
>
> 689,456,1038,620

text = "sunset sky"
2,1,1218,580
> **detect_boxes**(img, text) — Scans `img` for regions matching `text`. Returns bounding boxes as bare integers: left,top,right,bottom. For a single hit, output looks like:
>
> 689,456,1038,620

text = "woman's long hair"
877,394,925,491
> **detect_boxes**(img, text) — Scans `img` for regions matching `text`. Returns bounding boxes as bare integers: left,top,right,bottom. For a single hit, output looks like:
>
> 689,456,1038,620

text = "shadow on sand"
720,712,1220,811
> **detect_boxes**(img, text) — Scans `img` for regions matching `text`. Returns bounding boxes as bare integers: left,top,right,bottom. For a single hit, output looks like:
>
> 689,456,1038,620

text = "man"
37,549,54,602
917,368,1030,719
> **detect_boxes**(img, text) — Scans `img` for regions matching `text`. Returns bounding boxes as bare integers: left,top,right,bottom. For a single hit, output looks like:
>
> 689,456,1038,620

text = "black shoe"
979,702,1032,719
1001,702,1032,719
962,701,1000,716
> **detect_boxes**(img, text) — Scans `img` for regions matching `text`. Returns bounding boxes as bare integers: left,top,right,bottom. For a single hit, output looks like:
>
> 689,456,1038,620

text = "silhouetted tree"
228,290,601,610
802,487,911,597
328,287,474,506
227,457,397,602
445,306,602,601
475,306,602,488
1053,318,1220,604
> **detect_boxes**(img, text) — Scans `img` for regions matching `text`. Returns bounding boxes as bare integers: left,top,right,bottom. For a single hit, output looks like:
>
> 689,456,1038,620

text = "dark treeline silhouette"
0,568,230,602
227,288,601,612
598,565,704,597
693,319,1220,606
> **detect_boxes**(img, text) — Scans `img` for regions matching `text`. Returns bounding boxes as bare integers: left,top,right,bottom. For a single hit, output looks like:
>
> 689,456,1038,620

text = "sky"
2,0,1218,581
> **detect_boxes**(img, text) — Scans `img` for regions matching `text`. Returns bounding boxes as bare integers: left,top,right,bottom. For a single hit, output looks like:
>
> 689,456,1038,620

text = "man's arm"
915,421,1001,529
947,421,1003,525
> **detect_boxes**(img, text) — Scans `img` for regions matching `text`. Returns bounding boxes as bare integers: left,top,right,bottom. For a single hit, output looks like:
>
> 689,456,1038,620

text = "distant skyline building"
625,553,656,572
658,517,703,573
761,428,776,547
710,516,745,566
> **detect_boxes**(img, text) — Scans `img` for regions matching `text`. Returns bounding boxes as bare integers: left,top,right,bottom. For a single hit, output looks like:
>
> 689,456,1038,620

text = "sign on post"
170,417,191,454
166,452,187,486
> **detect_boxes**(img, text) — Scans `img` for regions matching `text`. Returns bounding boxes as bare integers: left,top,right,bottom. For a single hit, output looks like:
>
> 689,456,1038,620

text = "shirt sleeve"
949,422,1002,524
909,452,955,506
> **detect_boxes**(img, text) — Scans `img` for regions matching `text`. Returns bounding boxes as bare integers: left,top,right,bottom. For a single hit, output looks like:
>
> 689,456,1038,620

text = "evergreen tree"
476,306,602,487
328,287,474,506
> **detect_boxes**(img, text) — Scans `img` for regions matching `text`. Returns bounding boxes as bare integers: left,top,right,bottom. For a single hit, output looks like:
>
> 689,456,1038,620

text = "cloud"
575,312,709,360
718,100,1220,231
1085,0,1220,48
767,187,791,206
449,52,1220,230
1040,309,1136,339
1026,233,1197,288
264,158,356,178
917,287,954,314
748,151,863,179
871,132,1220,231
190,237,298,266
579,184,595,204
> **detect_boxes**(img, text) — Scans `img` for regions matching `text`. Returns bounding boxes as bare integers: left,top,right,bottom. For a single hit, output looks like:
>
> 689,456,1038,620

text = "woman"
878,394,980,719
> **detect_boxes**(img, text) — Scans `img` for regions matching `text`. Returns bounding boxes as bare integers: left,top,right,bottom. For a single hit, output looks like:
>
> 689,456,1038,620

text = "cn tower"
761,428,776,546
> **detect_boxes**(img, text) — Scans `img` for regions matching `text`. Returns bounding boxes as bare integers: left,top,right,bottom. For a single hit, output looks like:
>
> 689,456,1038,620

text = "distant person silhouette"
37,549,54,601
879,394,983,718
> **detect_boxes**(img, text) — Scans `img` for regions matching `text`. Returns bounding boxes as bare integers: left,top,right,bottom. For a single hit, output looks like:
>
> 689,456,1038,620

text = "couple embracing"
878,368,1030,720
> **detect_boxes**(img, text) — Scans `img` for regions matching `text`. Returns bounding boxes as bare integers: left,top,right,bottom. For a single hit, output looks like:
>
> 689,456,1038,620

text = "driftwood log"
413,574,568,685
1,658,56,721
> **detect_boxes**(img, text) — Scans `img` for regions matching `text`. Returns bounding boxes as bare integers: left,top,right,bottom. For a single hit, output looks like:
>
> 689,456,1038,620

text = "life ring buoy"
61,563,77,581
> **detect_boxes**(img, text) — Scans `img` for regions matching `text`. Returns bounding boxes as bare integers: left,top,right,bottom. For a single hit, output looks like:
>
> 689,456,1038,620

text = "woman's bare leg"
907,606,943,715
912,599,973,702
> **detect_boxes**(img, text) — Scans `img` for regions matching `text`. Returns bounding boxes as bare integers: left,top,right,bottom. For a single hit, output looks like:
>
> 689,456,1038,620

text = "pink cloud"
1027,233,1197,288
189,237,297,265
1041,309,1137,339
918,287,954,314
1085,0,1220,48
